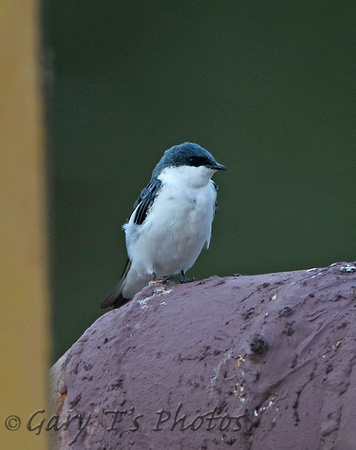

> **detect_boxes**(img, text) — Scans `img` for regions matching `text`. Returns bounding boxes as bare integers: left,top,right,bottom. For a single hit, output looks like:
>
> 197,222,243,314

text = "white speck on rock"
340,264,356,273
137,288,173,309
138,297,153,309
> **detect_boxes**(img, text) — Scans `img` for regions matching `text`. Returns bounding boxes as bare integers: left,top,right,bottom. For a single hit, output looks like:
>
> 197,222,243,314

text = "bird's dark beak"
210,163,228,171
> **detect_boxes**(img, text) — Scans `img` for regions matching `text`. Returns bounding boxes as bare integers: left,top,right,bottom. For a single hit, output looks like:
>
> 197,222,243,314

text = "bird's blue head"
151,142,227,179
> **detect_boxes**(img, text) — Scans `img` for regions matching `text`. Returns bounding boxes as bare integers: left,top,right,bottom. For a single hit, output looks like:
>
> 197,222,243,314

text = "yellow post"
0,1,50,449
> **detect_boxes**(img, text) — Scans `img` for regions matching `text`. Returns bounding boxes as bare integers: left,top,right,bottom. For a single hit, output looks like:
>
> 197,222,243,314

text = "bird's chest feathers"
126,164,218,274
151,179,216,231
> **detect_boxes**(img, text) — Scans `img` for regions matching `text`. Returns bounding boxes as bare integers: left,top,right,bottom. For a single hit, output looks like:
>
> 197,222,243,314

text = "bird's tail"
100,259,132,309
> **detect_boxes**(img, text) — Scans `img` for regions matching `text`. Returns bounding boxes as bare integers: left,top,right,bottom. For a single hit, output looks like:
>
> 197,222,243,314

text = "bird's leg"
149,271,168,286
152,271,173,282
180,270,195,283
163,275,175,282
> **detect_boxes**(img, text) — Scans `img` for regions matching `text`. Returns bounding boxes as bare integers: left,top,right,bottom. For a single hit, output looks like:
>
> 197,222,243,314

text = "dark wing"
100,258,132,309
211,180,218,212
100,179,162,309
133,178,162,225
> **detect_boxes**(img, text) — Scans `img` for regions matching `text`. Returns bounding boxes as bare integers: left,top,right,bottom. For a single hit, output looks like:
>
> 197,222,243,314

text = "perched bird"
101,142,227,309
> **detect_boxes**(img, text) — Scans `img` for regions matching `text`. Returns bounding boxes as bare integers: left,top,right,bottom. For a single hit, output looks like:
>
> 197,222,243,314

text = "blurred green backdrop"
43,1,356,362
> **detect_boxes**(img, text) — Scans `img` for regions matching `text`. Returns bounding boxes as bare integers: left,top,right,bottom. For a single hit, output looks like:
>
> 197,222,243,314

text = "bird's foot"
163,275,174,282
149,278,165,286
149,272,173,286
180,271,195,283
180,277,195,283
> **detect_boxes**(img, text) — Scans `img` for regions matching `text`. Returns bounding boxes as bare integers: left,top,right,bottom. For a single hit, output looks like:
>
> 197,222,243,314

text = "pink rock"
51,262,356,449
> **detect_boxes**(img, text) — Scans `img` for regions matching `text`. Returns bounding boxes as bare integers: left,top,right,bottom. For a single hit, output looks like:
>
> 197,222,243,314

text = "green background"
44,1,356,362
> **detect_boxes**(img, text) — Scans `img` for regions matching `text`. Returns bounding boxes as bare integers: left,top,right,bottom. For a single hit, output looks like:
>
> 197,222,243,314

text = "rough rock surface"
51,262,356,449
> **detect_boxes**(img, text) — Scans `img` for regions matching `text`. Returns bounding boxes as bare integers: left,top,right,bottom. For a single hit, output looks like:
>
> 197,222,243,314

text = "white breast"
125,165,217,278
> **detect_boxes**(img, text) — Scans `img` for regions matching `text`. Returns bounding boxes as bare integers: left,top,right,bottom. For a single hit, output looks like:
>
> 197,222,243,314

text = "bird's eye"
189,156,206,167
